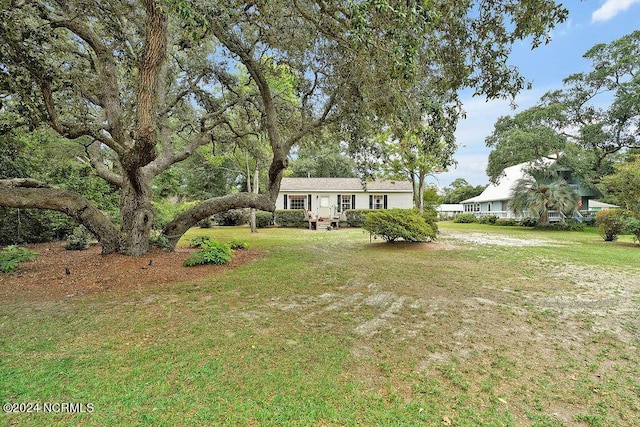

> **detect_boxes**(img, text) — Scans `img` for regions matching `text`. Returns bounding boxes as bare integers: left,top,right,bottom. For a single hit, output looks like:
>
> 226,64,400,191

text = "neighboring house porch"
461,157,601,223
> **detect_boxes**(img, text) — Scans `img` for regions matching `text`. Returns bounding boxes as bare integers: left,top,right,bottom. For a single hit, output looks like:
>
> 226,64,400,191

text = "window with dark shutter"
284,194,288,209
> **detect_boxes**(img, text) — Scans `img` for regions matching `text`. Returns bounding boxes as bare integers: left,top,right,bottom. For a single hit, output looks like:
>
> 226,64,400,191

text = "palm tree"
509,168,579,227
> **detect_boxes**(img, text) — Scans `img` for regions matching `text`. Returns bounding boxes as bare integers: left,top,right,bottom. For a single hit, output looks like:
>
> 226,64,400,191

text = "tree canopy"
0,0,569,255
486,30,640,184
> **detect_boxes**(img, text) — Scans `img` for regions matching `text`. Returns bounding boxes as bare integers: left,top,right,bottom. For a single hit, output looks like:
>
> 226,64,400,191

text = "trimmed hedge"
495,218,518,226
477,215,498,225
214,209,250,226
344,209,370,227
255,211,274,228
453,213,477,223
274,210,307,228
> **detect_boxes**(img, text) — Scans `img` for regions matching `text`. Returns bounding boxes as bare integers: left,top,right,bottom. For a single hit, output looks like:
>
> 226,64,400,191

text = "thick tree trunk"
0,179,121,254
120,175,154,256
250,165,260,233
163,193,275,249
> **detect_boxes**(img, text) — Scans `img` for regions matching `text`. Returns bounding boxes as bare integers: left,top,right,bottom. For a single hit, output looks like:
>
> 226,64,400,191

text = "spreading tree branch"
0,179,120,254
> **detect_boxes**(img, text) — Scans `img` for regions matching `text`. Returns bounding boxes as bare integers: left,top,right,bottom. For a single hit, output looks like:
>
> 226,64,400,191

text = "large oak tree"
0,0,568,255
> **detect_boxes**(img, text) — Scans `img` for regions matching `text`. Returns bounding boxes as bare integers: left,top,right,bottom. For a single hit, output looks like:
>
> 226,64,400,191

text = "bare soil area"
0,242,262,301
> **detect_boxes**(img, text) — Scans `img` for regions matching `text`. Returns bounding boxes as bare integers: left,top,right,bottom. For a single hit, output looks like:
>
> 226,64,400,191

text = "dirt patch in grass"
443,230,558,247
0,241,263,301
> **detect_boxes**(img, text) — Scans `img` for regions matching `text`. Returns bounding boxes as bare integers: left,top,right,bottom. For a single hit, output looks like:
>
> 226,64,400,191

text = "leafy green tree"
600,155,640,215
290,135,356,178
441,179,487,204
509,168,579,227
383,94,459,212
486,30,640,184
0,0,569,255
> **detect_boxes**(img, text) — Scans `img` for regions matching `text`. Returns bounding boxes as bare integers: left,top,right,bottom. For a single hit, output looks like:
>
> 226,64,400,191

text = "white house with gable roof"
461,156,601,222
277,177,414,220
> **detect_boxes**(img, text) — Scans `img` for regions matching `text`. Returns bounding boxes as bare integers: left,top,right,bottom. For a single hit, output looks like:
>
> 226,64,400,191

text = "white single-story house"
277,177,413,219
461,157,600,222
435,204,464,218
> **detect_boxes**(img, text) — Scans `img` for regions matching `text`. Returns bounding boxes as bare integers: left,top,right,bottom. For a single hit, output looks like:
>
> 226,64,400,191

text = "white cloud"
592,0,640,23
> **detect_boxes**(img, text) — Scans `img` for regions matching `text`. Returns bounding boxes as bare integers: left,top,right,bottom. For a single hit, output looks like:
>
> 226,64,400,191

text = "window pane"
373,195,384,209
289,196,306,210
341,195,351,211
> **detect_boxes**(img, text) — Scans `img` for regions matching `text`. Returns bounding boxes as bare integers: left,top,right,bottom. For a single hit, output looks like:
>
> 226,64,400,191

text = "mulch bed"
0,242,262,301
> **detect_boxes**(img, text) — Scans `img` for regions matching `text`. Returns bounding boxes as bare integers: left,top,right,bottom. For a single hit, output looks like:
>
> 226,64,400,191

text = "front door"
319,196,331,218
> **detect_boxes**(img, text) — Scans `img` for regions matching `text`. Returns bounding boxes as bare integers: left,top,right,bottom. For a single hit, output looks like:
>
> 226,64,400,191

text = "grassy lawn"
2,223,639,426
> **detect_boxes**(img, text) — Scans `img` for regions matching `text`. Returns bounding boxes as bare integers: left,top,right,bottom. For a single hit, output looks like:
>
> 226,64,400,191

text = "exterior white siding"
276,178,415,216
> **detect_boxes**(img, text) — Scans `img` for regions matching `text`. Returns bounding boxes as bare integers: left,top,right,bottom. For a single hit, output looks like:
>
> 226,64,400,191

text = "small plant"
228,239,248,250
184,240,233,266
64,226,92,250
150,230,172,251
189,235,212,248
453,213,477,223
595,209,625,241
0,245,39,273
363,209,436,243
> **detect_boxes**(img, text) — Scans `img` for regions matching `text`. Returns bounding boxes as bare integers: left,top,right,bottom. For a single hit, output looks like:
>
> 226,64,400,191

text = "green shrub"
189,235,212,248
184,240,233,266
595,209,625,241
0,245,39,273
478,215,498,225
344,210,370,227
274,210,307,228
214,209,250,226
542,221,585,231
520,217,538,227
363,209,436,243
228,239,248,250
0,207,76,245
64,226,92,250
419,207,439,234
622,215,640,245
453,213,477,223
495,218,518,226
198,217,212,228
255,211,274,228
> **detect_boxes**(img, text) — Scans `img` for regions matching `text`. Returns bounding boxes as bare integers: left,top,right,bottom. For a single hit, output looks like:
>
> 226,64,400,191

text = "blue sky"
435,0,640,189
